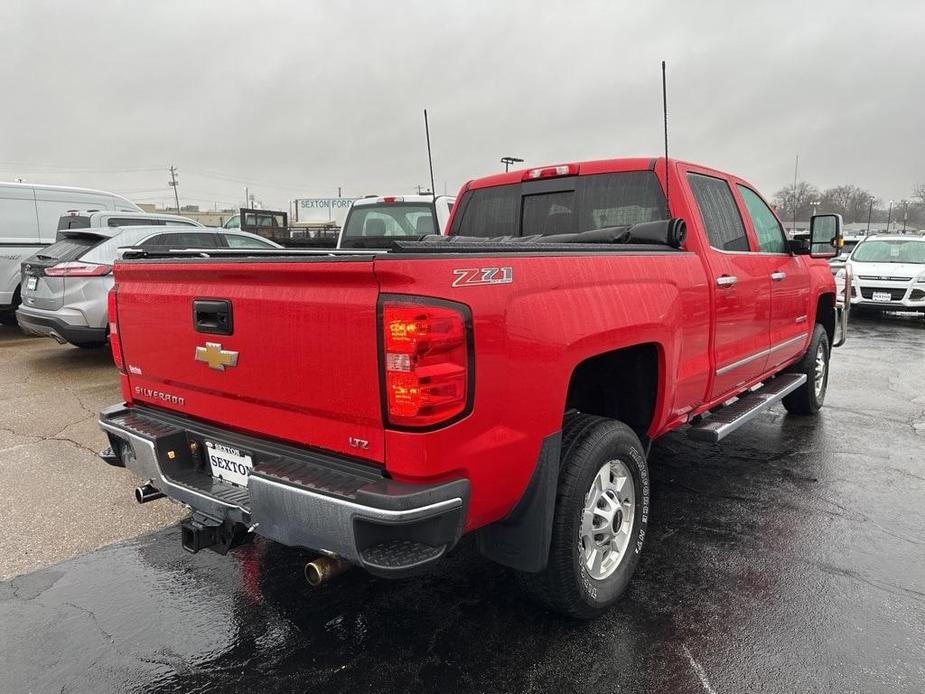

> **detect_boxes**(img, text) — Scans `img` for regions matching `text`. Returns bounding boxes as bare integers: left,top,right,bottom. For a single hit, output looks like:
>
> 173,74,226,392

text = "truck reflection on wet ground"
1,312,923,693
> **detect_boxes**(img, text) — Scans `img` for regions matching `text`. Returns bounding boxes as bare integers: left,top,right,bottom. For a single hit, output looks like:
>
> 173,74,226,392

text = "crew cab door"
734,184,811,370
685,171,772,400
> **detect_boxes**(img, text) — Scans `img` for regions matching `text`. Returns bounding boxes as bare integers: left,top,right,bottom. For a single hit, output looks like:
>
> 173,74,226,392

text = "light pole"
809,200,820,219
500,156,524,172
902,200,908,232
865,197,874,235
887,199,894,232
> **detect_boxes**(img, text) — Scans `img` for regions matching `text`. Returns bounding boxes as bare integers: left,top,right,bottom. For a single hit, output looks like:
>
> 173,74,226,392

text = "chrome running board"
687,373,807,443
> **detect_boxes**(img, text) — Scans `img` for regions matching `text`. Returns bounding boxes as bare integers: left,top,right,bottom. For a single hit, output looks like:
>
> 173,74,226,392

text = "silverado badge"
195,342,239,371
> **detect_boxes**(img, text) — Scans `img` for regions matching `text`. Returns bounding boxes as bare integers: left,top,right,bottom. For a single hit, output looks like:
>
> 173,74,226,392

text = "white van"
0,182,141,323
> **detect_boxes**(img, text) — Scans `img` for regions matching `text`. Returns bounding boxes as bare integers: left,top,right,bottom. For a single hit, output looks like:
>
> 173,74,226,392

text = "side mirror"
808,213,843,259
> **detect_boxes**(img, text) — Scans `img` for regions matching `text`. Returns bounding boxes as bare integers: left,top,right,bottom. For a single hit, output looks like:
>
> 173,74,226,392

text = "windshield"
342,204,436,240
449,171,667,238
851,239,925,264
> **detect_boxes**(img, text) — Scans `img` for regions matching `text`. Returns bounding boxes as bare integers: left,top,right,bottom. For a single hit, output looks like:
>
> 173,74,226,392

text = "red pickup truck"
98,158,846,618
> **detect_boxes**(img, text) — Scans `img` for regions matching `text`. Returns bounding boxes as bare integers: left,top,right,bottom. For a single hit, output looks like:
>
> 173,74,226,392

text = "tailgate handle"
193,299,233,335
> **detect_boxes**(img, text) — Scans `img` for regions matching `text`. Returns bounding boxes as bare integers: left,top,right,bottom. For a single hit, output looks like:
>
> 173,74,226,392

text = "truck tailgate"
114,259,384,462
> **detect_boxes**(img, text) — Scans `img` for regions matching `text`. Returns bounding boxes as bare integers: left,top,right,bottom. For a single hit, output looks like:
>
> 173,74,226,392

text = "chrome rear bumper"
99,404,468,576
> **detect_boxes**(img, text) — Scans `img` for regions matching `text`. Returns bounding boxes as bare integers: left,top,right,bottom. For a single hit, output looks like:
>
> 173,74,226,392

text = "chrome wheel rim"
814,343,827,399
580,459,636,581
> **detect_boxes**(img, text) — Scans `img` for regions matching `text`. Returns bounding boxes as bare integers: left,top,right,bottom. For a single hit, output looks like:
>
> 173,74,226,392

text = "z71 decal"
452,267,513,287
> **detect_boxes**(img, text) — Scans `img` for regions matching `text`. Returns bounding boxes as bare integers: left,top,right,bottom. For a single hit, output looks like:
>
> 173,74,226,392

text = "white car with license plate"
841,235,925,313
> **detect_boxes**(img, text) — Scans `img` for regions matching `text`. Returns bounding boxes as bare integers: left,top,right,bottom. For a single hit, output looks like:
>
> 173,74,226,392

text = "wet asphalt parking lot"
1,314,924,694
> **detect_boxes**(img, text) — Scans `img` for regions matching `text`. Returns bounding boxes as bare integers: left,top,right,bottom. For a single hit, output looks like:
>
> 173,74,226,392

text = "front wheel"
518,415,649,619
783,324,830,415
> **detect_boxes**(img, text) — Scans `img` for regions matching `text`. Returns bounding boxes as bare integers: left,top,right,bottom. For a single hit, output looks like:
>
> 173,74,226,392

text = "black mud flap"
475,431,562,572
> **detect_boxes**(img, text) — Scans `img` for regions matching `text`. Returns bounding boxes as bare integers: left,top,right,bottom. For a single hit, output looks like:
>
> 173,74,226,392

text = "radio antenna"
424,109,437,199
661,61,670,214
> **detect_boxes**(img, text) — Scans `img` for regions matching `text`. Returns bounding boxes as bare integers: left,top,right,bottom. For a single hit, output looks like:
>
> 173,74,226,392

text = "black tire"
782,324,830,415
0,286,21,325
518,414,649,619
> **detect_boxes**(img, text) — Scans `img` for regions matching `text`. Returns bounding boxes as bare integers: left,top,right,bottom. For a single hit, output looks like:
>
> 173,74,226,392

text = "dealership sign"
294,197,358,224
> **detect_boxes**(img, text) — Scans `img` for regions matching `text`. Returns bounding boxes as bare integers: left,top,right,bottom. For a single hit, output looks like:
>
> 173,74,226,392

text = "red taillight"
45,261,111,277
108,286,124,373
379,196,402,204
380,298,472,428
522,163,579,181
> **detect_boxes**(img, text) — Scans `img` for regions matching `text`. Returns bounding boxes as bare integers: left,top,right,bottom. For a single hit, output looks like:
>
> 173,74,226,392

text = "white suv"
843,235,925,313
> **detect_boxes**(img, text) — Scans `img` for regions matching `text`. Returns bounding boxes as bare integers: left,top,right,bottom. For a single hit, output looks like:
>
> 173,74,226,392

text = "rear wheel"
518,414,649,619
0,287,21,325
783,324,830,415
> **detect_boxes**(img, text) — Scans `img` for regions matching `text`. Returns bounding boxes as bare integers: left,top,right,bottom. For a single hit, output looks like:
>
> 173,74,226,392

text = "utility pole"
866,197,873,235
887,199,894,232
791,154,799,234
501,156,524,172
168,165,180,213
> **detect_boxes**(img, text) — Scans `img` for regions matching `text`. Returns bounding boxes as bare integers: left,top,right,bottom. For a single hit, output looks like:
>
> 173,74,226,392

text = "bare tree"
819,185,877,223
772,181,820,222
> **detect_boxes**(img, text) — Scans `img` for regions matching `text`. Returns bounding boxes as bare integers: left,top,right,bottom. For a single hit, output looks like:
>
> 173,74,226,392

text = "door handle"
193,299,233,335
771,271,787,282
716,275,737,287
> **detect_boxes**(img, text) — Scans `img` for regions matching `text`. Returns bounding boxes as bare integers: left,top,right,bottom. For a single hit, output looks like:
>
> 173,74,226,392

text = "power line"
185,168,310,192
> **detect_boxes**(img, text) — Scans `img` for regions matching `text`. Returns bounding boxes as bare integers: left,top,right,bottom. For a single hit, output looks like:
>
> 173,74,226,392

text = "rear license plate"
26,276,37,291
872,291,892,302
205,441,253,487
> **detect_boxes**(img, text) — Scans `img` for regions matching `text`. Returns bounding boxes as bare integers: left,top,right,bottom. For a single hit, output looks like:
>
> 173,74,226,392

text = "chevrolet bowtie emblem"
194,342,239,371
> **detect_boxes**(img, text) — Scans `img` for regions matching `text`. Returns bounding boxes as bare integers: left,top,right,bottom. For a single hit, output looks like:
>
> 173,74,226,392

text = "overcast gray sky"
1,0,922,211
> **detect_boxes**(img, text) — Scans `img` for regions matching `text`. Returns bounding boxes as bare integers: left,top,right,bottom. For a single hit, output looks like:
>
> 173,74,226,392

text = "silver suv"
16,226,280,348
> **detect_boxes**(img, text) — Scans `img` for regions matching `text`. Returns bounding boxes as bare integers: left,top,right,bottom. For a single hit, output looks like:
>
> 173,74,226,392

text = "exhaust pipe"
305,555,351,587
135,483,164,504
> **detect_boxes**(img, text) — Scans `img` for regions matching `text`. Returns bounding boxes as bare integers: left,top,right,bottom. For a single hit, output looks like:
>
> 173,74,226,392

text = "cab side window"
687,173,750,252
737,185,787,254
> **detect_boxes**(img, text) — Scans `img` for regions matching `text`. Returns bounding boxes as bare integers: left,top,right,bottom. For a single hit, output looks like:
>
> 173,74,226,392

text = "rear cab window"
342,203,438,245
449,171,668,238
57,215,92,231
